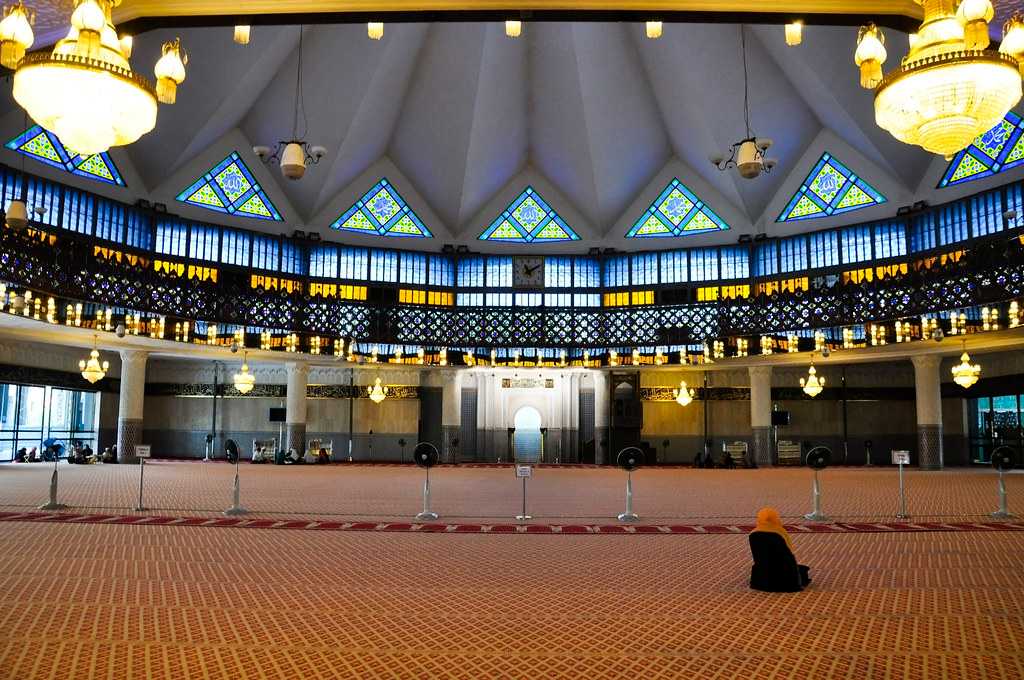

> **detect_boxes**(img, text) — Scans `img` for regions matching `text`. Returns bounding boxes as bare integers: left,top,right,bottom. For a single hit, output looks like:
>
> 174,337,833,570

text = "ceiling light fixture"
951,342,981,388
367,22,383,40
710,26,778,179
785,21,803,46
0,1,34,70
118,33,132,58
646,21,662,39
675,380,695,407
368,377,388,404
79,334,109,384
505,20,521,38
11,0,181,156
800,355,825,398
154,37,187,104
862,1,1023,158
234,25,251,45
233,351,255,394
253,26,326,180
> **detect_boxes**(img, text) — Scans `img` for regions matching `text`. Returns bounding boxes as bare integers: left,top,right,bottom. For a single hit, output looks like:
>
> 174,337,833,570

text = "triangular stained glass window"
938,112,1024,188
479,187,580,243
777,152,886,222
6,125,125,186
176,152,282,221
626,178,729,238
330,178,432,238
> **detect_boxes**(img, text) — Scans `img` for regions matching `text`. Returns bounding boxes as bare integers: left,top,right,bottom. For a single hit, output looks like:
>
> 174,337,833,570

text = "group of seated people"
13,442,117,464
65,442,96,464
245,443,332,465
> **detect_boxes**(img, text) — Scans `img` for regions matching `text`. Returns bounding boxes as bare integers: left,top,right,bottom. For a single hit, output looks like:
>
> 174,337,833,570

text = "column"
593,369,610,465
285,362,309,455
441,369,462,463
912,355,943,470
749,366,773,467
116,349,147,464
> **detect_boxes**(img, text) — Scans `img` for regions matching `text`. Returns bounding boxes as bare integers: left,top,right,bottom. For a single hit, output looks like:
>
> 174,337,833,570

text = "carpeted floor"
0,520,1022,679
0,462,1021,523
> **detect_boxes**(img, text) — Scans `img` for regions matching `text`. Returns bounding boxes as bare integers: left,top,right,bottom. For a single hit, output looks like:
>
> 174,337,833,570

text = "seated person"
14,447,27,463
748,507,811,593
283,448,303,464
316,447,330,464
101,447,116,464
27,446,39,462
251,446,266,464
82,444,95,463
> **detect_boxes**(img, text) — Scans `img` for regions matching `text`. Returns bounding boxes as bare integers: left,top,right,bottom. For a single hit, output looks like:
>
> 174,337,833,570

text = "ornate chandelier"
675,380,695,407
0,1,34,70
800,358,825,398
368,377,388,404
859,1,1023,158
79,335,108,384
12,0,185,156
232,352,255,394
951,344,981,388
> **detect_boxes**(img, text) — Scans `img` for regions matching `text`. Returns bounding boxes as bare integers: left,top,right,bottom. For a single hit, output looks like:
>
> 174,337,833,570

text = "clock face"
513,256,545,288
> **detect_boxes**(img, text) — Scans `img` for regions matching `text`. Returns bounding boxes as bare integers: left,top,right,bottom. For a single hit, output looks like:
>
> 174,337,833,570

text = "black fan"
992,446,1017,471
414,442,439,468
616,447,643,471
225,438,239,463
805,446,831,470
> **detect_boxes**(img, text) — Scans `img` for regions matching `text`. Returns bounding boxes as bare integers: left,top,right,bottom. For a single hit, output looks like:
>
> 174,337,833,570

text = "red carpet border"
0,511,1021,535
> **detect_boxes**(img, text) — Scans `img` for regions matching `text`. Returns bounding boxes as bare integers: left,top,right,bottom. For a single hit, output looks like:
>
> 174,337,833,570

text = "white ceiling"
4,19,1022,249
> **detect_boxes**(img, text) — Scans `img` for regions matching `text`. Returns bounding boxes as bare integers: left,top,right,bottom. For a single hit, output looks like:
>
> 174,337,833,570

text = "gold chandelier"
800,358,825,398
79,335,108,384
675,380,695,407
368,377,388,404
11,0,185,156
232,352,255,394
858,0,1023,158
951,343,981,388
0,1,34,70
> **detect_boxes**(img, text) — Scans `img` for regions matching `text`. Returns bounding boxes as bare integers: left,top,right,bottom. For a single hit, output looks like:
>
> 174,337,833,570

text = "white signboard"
515,465,533,478
891,450,910,465
135,445,151,459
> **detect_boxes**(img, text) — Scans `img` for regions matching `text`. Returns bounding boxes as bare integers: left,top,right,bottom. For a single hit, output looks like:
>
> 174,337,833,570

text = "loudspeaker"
414,442,439,468
992,446,1016,471
616,446,643,471
771,410,791,427
806,446,831,470
268,407,286,423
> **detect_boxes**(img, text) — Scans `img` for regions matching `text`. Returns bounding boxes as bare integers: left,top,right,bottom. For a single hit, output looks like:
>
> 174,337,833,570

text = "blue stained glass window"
545,257,572,288
545,293,572,307
719,247,749,279
6,125,125,186
910,214,937,253
155,219,188,257
939,112,1024,188
331,178,431,238
755,242,778,277
125,211,151,250
515,293,542,307
189,223,220,262
252,234,280,271
26,177,59,227
220,229,251,267
780,236,808,273
937,202,969,246
970,189,1004,238
841,225,872,264
428,255,453,287
486,293,512,306
457,257,484,287
631,253,658,285
659,251,688,284
873,222,907,260
400,252,427,285
574,259,601,287
339,248,368,280
310,245,338,278
457,293,483,306
777,152,886,222
280,240,305,275
689,248,718,281
604,256,629,287
626,178,729,238
94,200,125,243
573,293,601,307
62,188,93,236
176,152,282,221
369,250,397,282
809,231,839,269
479,187,580,243
486,257,513,287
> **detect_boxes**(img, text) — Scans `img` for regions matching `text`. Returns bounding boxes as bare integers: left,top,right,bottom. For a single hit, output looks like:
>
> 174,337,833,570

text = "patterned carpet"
0,462,1021,523
0,521,1022,679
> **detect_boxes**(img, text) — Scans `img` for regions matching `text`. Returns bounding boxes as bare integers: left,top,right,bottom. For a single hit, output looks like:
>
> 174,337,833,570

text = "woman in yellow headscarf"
748,507,810,592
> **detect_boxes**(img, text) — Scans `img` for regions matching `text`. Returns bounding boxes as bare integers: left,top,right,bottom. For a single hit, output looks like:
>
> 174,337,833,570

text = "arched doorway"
513,406,543,463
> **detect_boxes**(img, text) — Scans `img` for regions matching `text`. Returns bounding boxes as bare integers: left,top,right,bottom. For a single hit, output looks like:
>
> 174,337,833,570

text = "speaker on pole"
413,442,440,520
803,446,831,522
992,445,1017,519
616,446,643,522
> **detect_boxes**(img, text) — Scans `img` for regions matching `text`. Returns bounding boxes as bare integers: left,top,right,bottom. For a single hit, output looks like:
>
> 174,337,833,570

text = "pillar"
441,369,462,463
593,369,610,465
749,366,773,467
285,362,308,455
912,355,943,470
116,349,147,464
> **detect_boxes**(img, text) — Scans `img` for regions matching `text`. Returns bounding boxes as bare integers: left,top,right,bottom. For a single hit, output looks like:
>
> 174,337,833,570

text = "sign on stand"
892,450,910,519
134,445,151,512
515,465,532,520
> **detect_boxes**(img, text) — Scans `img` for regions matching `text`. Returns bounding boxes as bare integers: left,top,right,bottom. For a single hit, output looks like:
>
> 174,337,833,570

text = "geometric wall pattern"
626,178,729,238
330,178,432,238
479,186,580,243
176,152,282,221
777,152,886,222
5,125,125,186
938,111,1024,188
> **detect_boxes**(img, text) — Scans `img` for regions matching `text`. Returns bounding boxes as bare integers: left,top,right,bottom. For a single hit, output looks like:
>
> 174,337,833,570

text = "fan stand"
803,468,829,522
992,468,1016,519
223,455,248,515
415,467,439,521
617,469,640,522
